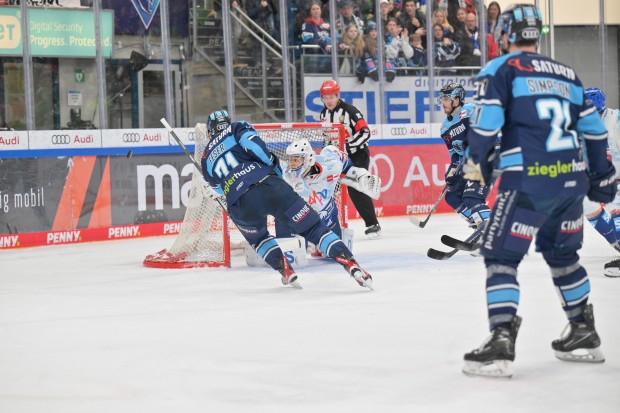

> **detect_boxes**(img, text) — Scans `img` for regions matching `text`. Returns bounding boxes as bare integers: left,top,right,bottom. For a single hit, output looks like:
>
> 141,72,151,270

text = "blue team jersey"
201,121,279,205
467,51,609,196
440,103,474,163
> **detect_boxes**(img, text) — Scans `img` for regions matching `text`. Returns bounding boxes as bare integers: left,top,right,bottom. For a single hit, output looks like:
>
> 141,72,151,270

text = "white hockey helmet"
285,139,315,178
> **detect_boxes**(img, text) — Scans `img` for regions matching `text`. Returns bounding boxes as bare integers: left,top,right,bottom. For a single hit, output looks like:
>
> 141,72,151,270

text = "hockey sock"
456,204,473,224
316,231,353,258
544,253,589,323
586,207,617,246
611,210,620,243
253,236,285,271
468,203,491,225
485,263,520,330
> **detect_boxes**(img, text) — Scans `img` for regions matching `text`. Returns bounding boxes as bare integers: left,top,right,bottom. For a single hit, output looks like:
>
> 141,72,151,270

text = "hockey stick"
160,118,227,211
410,160,464,228
441,234,481,252
409,185,448,228
427,224,486,260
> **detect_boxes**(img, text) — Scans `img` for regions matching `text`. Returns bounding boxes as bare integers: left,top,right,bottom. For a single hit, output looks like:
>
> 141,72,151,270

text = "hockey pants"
228,175,352,271
480,190,590,330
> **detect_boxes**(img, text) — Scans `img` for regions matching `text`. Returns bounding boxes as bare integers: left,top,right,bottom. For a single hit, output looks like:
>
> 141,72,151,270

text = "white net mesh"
143,122,346,268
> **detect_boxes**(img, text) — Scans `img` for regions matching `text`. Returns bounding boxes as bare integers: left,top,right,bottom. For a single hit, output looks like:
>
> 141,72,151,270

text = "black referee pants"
348,146,379,227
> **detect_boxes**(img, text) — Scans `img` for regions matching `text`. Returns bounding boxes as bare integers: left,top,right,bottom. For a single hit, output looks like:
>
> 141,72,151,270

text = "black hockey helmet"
499,3,542,45
207,109,231,138
438,83,466,104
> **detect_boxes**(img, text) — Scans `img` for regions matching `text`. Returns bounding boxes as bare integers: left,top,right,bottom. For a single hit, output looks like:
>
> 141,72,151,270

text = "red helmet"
320,80,340,97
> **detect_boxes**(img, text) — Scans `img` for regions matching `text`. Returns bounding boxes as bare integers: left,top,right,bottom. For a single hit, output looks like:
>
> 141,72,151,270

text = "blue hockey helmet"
438,83,466,105
499,3,542,45
585,87,606,113
207,109,231,138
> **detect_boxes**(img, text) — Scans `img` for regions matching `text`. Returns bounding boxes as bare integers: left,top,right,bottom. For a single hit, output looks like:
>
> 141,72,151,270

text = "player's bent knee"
282,198,320,234
445,191,463,210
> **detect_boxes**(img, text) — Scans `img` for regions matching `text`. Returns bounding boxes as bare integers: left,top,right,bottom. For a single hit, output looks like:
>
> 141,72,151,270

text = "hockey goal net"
143,122,348,268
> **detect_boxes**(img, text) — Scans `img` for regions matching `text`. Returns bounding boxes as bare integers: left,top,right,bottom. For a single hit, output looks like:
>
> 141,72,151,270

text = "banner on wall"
303,76,477,124
0,142,488,248
102,0,189,37
0,154,197,236
0,7,113,57
0,125,500,248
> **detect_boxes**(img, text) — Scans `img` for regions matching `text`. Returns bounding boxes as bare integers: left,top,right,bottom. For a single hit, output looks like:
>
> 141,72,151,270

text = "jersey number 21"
536,98,578,152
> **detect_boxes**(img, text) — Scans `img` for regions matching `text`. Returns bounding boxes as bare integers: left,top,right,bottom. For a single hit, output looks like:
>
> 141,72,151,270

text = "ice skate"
276,257,302,289
463,316,521,378
603,257,620,277
364,224,382,240
309,244,324,258
552,304,605,363
334,253,374,290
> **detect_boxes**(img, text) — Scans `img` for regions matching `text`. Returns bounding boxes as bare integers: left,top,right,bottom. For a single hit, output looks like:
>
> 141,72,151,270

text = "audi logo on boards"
51,135,71,145
122,133,141,143
187,131,196,141
390,127,408,136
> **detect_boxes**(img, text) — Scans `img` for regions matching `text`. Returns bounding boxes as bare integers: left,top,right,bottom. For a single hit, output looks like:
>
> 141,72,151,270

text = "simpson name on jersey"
468,51,608,195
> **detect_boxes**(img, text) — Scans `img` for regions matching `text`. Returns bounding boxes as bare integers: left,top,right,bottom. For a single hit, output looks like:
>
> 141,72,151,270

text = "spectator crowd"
203,0,509,80
293,0,504,80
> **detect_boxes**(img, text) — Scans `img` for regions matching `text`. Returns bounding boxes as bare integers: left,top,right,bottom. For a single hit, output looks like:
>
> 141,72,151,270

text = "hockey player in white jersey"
278,138,381,251
582,88,620,277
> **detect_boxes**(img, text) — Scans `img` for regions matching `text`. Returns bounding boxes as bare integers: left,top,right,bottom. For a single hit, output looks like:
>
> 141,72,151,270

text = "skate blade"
462,360,513,378
351,269,374,291
603,267,620,277
289,280,303,289
554,347,605,363
282,276,303,289
365,231,382,240
360,278,374,291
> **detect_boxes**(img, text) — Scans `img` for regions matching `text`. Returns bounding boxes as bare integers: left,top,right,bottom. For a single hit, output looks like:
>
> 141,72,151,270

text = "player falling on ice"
277,138,381,255
200,109,373,290
580,87,620,277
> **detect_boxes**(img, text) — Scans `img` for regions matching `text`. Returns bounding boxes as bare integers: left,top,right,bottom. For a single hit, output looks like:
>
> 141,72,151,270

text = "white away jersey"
284,146,352,224
603,108,620,177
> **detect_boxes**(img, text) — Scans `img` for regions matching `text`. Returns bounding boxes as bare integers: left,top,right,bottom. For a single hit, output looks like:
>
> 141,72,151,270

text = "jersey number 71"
214,152,240,178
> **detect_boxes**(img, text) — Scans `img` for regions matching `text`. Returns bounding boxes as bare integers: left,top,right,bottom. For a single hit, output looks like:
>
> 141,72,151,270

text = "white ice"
1,214,619,413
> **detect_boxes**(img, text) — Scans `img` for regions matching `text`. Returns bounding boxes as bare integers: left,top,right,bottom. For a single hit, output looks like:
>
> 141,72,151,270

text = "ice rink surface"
1,214,619,413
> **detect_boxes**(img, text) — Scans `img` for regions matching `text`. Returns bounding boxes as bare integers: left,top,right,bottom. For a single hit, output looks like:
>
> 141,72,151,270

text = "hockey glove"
269,151,283,177
200,180,228,209
341,167,382,199
463,158,486,186
588,162,618,204
444,163,460,186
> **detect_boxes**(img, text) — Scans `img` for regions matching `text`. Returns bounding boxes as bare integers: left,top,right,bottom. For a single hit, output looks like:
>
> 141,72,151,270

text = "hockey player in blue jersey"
580,87,620,277
200,110,373,290
461,4,616,378
438,82,492,230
